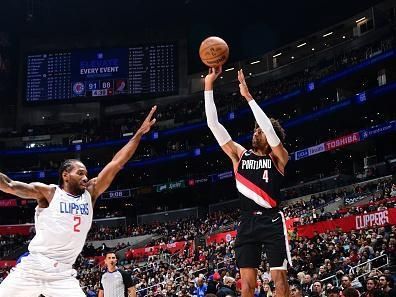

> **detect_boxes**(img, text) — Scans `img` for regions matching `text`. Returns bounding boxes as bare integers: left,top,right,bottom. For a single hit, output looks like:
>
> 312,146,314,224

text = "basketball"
199,36,229,68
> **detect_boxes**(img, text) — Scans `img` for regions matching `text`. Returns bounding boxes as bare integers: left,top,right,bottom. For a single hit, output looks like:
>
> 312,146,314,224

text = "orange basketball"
199,36,229,68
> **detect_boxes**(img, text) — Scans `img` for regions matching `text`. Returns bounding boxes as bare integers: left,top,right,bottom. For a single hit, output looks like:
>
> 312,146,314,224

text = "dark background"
0,0,384,73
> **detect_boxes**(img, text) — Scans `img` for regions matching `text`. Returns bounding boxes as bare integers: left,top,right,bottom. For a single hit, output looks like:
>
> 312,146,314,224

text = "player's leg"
43,276,86,297
262,212,291,297
235,241,261,297
271,269,289,297
239,267,258,297
0,268,42,297
234,215,262,297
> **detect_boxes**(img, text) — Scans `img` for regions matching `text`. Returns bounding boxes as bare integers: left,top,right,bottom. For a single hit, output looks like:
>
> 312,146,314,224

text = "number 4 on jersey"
262,170,269,183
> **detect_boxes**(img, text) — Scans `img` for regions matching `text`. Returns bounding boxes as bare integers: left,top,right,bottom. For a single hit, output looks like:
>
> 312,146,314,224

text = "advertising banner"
297,208,396,238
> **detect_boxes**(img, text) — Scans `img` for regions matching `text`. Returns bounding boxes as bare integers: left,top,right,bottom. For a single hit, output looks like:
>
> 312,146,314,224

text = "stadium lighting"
323,32,333,37
225,67,235,72
297,42,307,48
250,60,261,65
355,17,366,23
272,52,282,58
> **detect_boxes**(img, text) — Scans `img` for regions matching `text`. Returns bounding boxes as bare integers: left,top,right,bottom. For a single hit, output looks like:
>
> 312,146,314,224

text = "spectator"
301,274,312,296
362,278,379,297
216,276,236,297
311,281,325,297
193,276,207,297
379,275,396,297
341,275,353,291
290,283,302,297
327,288,341,297
343,287,360,297
260,283,273,297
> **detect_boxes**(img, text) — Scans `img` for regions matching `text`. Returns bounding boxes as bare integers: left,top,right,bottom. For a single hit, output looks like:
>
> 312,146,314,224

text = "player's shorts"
234,210,292,270
0,252,85,297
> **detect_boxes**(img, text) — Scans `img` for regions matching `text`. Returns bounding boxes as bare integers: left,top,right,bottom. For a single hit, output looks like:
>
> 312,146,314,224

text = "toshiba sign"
325,133,360,151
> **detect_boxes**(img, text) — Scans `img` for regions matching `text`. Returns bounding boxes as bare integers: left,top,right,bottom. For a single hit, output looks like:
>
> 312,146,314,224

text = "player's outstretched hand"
204,66,222,88
136,106,157,135
238,69,253,101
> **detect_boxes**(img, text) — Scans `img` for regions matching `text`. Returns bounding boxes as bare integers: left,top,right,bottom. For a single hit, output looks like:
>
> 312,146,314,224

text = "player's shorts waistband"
29,252,73,270
241,208,280,217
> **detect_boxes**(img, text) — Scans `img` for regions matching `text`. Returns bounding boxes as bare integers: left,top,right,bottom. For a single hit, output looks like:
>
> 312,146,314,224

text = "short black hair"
327,288,340,294
105,251,117,258
289,282,302,291
58,159,81,187
254,118,286,143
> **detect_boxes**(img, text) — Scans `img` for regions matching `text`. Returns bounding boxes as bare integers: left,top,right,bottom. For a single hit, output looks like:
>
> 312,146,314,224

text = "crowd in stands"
85,210,239,244
0,36,393,150
0,233,34,259
72,221,395,297
283,176,396,225
0,177,395,296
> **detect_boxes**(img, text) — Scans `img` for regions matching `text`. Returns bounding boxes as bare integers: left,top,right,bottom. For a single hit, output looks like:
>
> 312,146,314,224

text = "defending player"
0,106,156,297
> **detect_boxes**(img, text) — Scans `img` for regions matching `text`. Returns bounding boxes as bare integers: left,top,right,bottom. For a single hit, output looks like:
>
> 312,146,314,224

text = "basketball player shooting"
204,67,291,297
0,106,157,297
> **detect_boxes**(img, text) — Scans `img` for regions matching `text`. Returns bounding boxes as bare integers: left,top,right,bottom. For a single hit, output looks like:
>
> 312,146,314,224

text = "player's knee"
241,279,256,293
274,282,289,297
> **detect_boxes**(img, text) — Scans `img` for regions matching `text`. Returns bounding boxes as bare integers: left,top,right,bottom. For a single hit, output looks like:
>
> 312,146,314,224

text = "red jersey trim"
235,172,277,207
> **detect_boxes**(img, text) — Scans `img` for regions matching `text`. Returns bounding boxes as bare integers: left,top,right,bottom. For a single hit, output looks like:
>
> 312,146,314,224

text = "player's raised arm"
237,69,289,169
204,67,245,165
88,106,157,202
0,172,54,201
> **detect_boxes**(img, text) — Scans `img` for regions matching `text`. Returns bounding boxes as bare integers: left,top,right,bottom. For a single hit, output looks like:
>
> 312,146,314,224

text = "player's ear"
62,171,69,183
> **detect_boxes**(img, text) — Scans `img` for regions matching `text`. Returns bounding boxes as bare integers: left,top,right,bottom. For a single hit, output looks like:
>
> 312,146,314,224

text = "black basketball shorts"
234,211,292,270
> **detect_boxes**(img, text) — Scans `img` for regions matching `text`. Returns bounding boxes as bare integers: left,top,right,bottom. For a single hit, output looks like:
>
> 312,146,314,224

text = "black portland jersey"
235,149,284,211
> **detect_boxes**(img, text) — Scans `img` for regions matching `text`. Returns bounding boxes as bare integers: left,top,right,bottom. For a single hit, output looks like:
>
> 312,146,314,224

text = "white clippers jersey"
28,186,93,265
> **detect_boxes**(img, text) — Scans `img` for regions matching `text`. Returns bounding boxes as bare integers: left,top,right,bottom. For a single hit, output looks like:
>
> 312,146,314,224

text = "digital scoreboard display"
25,44,177,102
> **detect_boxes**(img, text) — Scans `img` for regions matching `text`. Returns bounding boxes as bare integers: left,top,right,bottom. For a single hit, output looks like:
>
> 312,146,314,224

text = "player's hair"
58,159,80,187
254,118,286,143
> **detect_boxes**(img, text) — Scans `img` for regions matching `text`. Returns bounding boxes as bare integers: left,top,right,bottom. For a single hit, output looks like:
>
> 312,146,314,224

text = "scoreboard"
25,44,178,102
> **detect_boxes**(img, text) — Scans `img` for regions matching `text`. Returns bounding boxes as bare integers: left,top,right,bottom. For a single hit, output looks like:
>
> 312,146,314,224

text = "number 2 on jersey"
73,216,81,232
262,170,269,183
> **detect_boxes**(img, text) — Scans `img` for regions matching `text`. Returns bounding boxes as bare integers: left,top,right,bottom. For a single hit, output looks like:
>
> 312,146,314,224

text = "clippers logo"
225,233,232,242
73,82,85,96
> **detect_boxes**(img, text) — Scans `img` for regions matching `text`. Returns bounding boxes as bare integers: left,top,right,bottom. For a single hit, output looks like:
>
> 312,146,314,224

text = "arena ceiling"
0,0,386,71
